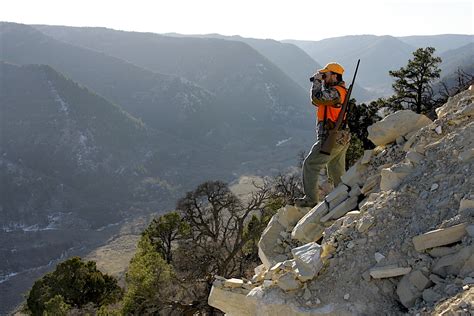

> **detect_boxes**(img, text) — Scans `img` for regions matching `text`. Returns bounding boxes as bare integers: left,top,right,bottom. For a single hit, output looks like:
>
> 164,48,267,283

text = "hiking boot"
294,197,317,208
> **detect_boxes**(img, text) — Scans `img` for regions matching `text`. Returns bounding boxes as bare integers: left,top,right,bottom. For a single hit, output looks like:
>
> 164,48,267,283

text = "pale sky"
1,0,472,40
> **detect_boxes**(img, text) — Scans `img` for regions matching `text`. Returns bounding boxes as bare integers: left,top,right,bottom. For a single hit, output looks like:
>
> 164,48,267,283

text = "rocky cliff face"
208,87,474,315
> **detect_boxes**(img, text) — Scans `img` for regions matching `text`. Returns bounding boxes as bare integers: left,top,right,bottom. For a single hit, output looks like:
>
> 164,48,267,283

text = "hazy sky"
2,0,472,40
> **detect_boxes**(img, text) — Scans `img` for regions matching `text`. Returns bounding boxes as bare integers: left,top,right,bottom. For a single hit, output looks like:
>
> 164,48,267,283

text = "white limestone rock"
291,242,323,282
369,265,412,279
380,163,413,191
341,162,368,188
326,184,349,202
277,272,301,291
412,223,468,252
367,110,432,146
225,278,244,288
328,194,349,210
435,89,473,118
208,285,256,315
291,202,328,243
258,205,309,269
276,205,306,229
258,216,286,269
321,196,359,222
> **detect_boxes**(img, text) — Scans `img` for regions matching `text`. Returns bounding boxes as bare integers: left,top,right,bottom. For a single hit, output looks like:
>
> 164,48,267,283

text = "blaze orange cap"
318,62,344,75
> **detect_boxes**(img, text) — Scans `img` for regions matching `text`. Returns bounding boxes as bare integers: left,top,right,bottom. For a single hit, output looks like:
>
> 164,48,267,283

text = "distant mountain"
163,32,321,91
0,62,154,226
162,33,373,102
33,25,311,127
0,23,217,142
398,34,474,54
431,43,474,97
439,42,474,76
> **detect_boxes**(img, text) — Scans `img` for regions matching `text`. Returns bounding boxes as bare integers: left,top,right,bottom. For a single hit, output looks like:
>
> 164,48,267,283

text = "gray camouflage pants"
302,132,350,203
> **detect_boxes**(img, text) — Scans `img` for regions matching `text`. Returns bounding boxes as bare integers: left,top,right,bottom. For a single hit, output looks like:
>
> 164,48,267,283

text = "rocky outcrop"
258,205,307,268
209,87,474,315
367,110,432,146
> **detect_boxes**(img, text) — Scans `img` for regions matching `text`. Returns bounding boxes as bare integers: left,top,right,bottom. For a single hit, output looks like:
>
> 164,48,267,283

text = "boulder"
291,242,323,282
258,216,286,268
210,286,356,316
367,110,432,146
258,205,309,268
291,202,328,243
412,223,468,252
276,205,306,229
208,285,255,316
397,274,420,308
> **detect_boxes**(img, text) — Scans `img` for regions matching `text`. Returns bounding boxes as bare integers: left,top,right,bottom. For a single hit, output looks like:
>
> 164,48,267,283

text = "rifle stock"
320,59,360,155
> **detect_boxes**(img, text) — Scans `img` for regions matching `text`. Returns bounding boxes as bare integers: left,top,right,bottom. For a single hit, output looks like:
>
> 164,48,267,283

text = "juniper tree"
389,47,442,114
26,257,122,315
143,211,189,263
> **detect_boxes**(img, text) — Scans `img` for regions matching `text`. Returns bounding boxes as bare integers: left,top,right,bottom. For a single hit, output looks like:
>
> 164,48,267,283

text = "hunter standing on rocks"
296,62,351,208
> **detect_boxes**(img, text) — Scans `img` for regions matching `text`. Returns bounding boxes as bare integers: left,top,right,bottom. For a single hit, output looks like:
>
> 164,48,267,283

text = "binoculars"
309,73,326,82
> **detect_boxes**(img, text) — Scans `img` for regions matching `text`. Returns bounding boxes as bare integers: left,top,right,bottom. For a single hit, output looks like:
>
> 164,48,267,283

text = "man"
295,62,351,208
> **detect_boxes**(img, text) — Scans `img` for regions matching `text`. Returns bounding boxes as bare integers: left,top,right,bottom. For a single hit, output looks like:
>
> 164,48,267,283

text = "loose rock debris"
209,88,474,315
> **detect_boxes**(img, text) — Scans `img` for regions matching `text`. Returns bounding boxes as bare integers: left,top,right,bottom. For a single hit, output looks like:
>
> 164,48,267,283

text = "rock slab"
369,265,412,279
412,223,468,252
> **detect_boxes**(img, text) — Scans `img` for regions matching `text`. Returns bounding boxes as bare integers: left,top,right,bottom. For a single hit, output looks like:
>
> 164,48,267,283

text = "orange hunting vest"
314,85,347,123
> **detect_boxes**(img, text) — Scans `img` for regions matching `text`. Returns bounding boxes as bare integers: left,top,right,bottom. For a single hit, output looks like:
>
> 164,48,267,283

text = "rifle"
319,59,360,155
